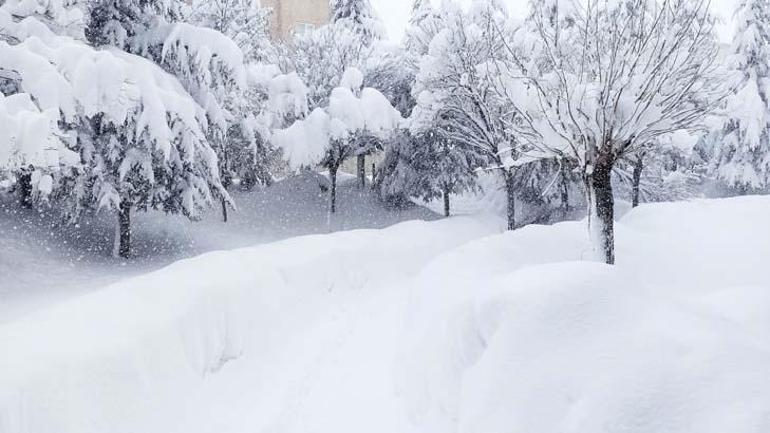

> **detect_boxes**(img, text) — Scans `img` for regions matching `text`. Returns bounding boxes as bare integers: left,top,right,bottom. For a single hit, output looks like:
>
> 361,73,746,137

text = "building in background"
260,0,330,40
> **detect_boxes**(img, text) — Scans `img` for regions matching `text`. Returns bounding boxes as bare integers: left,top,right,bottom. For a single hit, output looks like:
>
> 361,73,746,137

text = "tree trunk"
585,159,615,264
329,165,338,214
18,169,33,209
371,162,377,190
220,171,232,223
503,169,516,230
443,184,451,217
221,197,229,223
356,154,366,189
560,161,570,218
117,200,131,259
631,155,644,208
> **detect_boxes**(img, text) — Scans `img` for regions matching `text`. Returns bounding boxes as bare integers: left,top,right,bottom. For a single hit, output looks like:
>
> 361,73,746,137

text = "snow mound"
397,195,770,433
399,262,770,433
1,196,769,433
0,216,493,433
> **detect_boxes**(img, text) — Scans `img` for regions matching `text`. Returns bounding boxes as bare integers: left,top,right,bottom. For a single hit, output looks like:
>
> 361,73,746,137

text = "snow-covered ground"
0,172,437,322
1,195,769,433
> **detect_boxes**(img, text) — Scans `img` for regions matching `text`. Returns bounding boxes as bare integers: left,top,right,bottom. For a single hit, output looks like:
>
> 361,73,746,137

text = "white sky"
370,0,740,43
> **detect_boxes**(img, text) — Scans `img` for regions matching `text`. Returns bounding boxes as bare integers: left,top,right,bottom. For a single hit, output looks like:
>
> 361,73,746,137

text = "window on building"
293,22,316,36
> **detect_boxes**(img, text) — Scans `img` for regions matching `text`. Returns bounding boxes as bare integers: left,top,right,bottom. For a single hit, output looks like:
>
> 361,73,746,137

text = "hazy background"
370,0,740,43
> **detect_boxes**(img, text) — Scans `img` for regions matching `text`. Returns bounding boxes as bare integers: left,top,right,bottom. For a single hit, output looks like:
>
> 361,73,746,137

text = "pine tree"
330,0,383,43
713,0,770,191
375,0,443,206
411,128,481,217
0,0,236,257
404,0,443,58
85,0,253,223
190,0,275,63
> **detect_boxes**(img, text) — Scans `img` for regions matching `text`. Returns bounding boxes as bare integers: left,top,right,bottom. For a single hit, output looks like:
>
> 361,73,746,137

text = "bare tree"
497,0,728,263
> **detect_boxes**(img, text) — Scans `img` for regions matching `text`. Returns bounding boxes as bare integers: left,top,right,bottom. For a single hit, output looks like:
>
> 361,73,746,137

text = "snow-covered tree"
499,0,727,263
374,0,443,205
403,0,444,63
410,1,523,230
711,0,770,191
187,0,300,202
282,20,379,188
283,22,368,110
85,0,180,48
189,0,275,63
272,68,401,213
222,64,306,191
375,130,422,207
330,0,383,43
0,0,84,205
84,0,253,222
0,0,231,257
411,128,481,217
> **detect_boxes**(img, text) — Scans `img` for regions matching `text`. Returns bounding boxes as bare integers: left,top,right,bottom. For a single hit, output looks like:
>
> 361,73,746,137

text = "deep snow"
1,196,769,433
0,172,438,322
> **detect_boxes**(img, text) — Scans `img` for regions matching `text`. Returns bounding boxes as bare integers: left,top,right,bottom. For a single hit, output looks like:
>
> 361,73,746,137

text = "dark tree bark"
442,184,451,217
17,169,33,209
560,161,570,218
221,171,232,223
631,155,644,208
503,169,516,230
329,164,339,214
356,154,366,189
371,162,377,190
117,200,132,259
585,154,616,264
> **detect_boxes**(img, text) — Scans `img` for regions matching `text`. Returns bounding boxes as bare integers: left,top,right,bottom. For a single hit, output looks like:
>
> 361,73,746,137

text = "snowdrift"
0,217,493,433
398,195,770,433
1,196,769,433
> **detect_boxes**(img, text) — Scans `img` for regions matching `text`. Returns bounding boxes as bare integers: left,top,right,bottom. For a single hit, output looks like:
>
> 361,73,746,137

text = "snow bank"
397,195,770,433
1,196,768,433
0,217,493,433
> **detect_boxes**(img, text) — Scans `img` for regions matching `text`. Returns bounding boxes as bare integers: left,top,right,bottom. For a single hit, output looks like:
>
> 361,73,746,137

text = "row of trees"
376,0,768,264
1,0,769,265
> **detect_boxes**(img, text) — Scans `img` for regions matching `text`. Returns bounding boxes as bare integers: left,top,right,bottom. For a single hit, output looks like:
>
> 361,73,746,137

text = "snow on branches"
272,67,401,212
711,0,770,191
273,68,401,171
501,0,728,263
0,1,231,256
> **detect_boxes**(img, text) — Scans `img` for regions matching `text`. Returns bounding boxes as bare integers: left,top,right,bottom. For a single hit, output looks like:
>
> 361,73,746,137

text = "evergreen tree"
713,0,770,191
0,0,234,257
86,0,253,222
375,0,443,206
189,0,275,63
404,0,443,58
411,128,481,217
330,0,383,43
85,0,181,49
